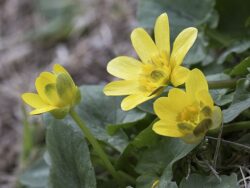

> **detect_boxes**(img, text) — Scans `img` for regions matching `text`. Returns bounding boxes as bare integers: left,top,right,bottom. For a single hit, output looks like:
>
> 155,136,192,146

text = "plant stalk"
69,109,122,186
208,79,238,89
222,121,250,134
209,121,250,135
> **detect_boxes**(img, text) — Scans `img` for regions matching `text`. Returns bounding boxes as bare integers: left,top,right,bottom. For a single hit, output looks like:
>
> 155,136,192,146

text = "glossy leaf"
230,57,250,76
136,138,197,188
45,115,96,188
19,157,49,188
223,75,250,123
76,85,146,153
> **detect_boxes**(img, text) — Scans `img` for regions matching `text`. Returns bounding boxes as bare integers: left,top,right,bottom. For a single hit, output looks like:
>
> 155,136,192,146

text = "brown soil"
0,0,136,187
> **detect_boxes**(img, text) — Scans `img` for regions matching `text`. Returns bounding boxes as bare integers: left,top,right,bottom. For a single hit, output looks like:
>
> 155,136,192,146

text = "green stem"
118,171,136,185
69,109,123,186
209,121,250,135
208,79,238,89
222,121,250,134
21,105,33,163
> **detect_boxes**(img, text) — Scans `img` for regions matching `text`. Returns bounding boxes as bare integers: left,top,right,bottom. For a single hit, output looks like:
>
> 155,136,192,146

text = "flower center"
139,52,171,94
150,70,166,82
177,103,213,137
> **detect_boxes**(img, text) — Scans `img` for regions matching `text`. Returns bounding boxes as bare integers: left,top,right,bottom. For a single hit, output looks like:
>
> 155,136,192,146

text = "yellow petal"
196,90,213,108
168,88,193,107
22,93,47,108
154,88,188,120
170,27,198,66
152,120,185,137
107,56,142,80
210,106,222,130
44,83,62,106
30,106,58,115
131,28,158,63
154,13,170,60
186,69,208,97
170,66,190,87
40,72,56,82
103,80,140,96
121,88,163,111
53,64,69,74
35,72,56,103
56,73,76,105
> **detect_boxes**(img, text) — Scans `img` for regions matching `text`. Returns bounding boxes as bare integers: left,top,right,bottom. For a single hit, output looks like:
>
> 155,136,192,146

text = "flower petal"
56,73,76,104
35,72,56,103
121,88,163,111
103,80,140,96
30,106,58,115
154,88,188,120
171,65,190,87
186,69,208,97
155,13,170,60
211,106,222,130
107,56,142,80
53,64,69,74
152,120,185,137
170,27,198,66
44,83,62,106
22,93,47,108
131,28,158,63
196,90,213,108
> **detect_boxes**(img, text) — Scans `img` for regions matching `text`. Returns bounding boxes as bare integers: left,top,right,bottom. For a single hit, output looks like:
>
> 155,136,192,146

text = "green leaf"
19,157,49,188
132,121,159,148
106,108,147,135
207,73,234,106
230,57,250,76
217,41,250,64
179,173,238,188
115,120,159,174
137,0,217,65
137,0,216,31
45,115,96,188
215,0,250,41
210,89,234,106
223,75,250,123
135,138,197,188
76,85,146,152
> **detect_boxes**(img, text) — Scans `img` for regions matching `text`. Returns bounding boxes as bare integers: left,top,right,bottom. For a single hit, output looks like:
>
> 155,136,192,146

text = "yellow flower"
22,64,81,118
104,12,198,111
152,69,222,144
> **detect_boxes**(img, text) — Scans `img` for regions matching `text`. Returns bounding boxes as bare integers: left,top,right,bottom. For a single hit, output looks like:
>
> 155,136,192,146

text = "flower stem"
69,109,122,186
209,121,250,135
222,121,250,134
208,79,238,89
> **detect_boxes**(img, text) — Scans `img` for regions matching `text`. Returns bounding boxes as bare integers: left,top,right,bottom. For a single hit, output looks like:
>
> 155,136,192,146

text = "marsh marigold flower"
104,13,198,111
22,64,81,118
153,69,222,144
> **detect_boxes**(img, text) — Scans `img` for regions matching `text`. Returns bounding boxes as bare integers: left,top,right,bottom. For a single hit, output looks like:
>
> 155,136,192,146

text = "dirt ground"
0,0,136,187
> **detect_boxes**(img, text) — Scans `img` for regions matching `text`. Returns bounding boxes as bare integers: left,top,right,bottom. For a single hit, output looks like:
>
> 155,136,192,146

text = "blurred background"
1,0,250,187
0,0,136,187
